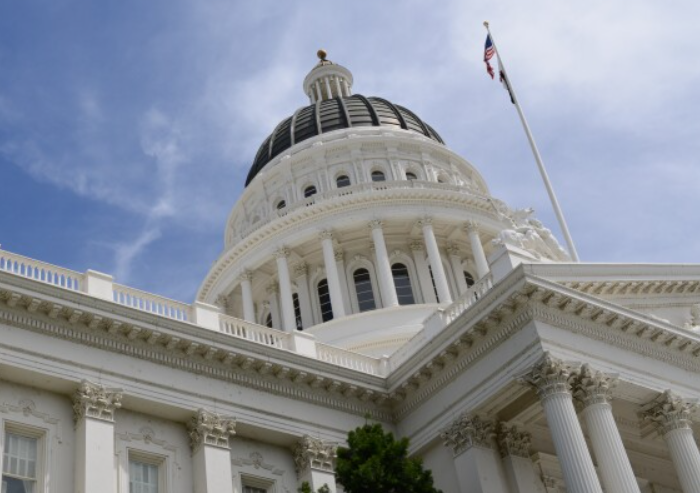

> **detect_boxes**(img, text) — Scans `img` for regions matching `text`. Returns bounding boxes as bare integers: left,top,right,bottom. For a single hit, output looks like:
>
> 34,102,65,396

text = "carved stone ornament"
187,408,236,451
440,413,495,456
274,247,291,259
72,380,123,423
318,230,334,241
417,216,433,228
334,249,344,262
238,270,254,282
293,435,337,475
570,364,618,407
367,219,383,230
294,262,308,278
464,220,480,233
640,390,698,435
520,353,574,400
408,240,424,251
497,423,532,458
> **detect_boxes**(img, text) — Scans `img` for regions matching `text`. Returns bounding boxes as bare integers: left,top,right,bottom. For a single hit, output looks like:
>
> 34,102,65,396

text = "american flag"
484,35,495,79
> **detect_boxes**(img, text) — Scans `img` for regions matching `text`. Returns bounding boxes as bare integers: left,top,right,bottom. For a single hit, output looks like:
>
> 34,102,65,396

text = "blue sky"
1,1,699,303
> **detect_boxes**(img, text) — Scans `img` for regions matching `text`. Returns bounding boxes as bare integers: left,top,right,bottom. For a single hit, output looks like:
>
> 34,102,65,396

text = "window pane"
391,263,415,305
317,279,334,322
2,476,35,493
353,268,376,312
293,293,303,330
264,313,273,328
276,200,286,210
3,433,37,480
304,185,317,197
371,171,385,182
336,175,351,188
405,172,417,180
129,460,159,493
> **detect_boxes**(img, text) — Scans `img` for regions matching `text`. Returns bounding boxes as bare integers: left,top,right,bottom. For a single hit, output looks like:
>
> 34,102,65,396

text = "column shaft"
268,291,281,329
410,242,437,303
541,393,603,493
466,223,490,279
334,77,342,98
275,252,297,331
449,250,469,295
294,265,314,329
370,222,399,307
76,418,116,493
240,276,255,323
320,234,346,317
581,403,640,493
664,428,700,492
315,81,323,101
193,446,234,493
324,77,333,100
421,220,452,303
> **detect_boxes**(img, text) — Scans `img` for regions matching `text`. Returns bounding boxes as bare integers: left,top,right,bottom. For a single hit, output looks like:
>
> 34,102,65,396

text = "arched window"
405,172,417,180
391,263,415,305
353,268,376,312
464,271,475,288
317,279,334,322
304,185,317,198
371,170,386,182
276,199,286,210
293,293,303,330
336,175,351,188
264,313,273,328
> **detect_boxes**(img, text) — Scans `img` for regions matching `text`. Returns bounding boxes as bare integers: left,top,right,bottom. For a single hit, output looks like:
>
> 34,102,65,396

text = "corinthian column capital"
440,413,495,456
367,219,383,230
496,423,532,458
570,364,618,407
464,220,480,233
641,390,698,435
72,380,123,423
294,435,337,475
318,229,334,241
273,247,291,259
520,353,574,400
187,408,236,452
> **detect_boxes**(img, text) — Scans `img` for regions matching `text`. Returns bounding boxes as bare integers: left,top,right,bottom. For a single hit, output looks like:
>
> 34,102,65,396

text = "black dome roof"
245,95,445,186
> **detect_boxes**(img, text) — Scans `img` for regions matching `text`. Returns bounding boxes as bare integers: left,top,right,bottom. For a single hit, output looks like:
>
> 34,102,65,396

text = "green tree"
335,423,442,493
298,482,330,493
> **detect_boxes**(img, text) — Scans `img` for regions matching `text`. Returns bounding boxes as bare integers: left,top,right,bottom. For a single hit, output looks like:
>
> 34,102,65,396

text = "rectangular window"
2,432,38,493
129,459,159,493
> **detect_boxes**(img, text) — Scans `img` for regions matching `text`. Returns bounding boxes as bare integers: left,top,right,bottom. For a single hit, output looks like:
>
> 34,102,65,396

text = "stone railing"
316,343,385,375
0,250,82,291
390,274,493,370
231,179,489,244
219,314,290,349
112,283,191,321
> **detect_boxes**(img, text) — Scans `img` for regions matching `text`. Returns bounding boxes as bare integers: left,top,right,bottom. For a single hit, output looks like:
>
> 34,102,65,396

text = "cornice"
560,279,700,299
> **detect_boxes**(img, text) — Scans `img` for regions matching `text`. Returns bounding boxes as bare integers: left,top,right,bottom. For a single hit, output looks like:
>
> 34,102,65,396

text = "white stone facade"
1,54,700,493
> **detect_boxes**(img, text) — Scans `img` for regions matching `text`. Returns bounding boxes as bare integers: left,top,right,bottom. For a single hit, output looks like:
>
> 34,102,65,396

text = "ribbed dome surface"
245,95,445,186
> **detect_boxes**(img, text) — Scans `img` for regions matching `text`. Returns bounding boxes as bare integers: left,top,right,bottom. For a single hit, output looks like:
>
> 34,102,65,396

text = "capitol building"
2,52,700,493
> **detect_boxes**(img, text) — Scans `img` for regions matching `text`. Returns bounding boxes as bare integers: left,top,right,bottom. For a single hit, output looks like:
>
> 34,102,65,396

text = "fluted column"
294,436,338,493
465,221,489,279
239,271,255,323
334,77,342,98
369,220,399,307
324,77,333,100
274,248,297,332
188,409,236,493
641,390,700,492
410,240,437,303
319,231,346,317
294,262,313,329
447,243,469,295
73,381,122,493
419,217,452,303
522,354,603,493
315,80,322,102
571,365,640,493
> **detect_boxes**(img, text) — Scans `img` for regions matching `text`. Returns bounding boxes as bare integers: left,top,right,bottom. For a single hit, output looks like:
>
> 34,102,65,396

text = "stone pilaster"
497,423,531,458
440,413,496,456
189,409,236,493
72,380,122,423
294,436,338,493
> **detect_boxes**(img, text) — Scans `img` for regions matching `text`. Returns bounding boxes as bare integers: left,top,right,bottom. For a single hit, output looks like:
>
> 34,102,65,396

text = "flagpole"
484,21,580,262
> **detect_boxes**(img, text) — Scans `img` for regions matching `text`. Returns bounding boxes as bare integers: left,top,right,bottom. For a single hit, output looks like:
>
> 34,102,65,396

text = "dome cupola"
303,49,354,102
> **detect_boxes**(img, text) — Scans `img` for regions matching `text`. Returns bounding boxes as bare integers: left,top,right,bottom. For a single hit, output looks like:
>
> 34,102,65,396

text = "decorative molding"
293,435,337,475
72,380,123,423
446,243,460,256
238,270,254,282
187,408,236,451
0,398,60,427
231,451,285,476
497,423,532,458
570,364,617,407
441,413,495,456
464,220,479,233
273,247,291,259
640,390,698,435
408,240,424,252
334,250,344,262
417,216,433,228
367,219,383,230
520,353,575,400
293,262,308,278
318,230,334,241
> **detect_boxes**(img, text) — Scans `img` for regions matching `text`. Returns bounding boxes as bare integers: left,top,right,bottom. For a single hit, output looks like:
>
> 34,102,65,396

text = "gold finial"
317,49,327,61
483,21,489,28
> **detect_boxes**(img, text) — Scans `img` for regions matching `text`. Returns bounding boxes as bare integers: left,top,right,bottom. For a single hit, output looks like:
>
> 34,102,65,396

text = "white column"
274,248,297,332
308,90,315,104
465,221,490,279
239,271,255,323
497,424,547,493
334,77,342,98
189,409,236,493
294,262,313,329
73,381,121,493
315,80,323,101
266,286,281,329
335,249,352,313
342,80,350,96
447,244,469,295
410,240,437,304
419,217,452,304
369,220,399,307
294,436,338,493
441,414,510,493
571,365,641,493
319,231,347,317
523,354,604,493
324,77,333,100
642,390,700,492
